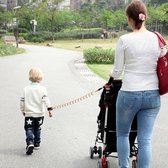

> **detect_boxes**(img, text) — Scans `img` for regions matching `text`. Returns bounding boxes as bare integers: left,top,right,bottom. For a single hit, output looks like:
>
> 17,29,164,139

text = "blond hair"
29,68,43,83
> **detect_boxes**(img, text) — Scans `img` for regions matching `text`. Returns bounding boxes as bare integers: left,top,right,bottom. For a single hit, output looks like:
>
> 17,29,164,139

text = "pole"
13,6,21,48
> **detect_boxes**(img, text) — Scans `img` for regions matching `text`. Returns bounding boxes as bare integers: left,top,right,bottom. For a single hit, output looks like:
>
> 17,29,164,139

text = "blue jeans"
24,117,44,145
116,90,160,168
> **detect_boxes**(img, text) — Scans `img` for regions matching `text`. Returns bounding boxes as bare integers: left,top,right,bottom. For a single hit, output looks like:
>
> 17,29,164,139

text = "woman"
110,1,161,168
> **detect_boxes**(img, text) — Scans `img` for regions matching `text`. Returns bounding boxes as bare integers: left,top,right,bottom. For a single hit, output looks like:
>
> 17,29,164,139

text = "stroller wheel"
98,146,102,158
89,147,94,159
132,160,137,168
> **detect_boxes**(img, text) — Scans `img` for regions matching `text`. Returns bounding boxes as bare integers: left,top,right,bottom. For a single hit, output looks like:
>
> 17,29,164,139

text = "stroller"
89,79,138,168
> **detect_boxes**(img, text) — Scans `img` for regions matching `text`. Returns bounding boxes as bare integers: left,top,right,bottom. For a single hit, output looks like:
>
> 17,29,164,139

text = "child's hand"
47,107,53,117
48,111,52,117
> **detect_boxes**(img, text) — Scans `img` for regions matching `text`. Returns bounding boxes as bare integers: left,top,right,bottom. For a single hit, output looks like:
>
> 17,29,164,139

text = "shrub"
25,28,103,42
26,32,46,42
57,28,103,39
0,44,18,56
18,28,28,33
83,48,115,64
31,37,45,43
0,29,7,34
19,33,28,40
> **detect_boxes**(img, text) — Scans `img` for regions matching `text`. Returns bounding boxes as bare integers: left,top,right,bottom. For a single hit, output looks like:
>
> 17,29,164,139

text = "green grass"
87,63,113,80
49,39,117,80
0,43,25,57
41,38,118,52
16,48,25,54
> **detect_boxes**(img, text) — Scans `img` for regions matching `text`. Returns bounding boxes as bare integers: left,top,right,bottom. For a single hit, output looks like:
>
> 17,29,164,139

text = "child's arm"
20,96,25,116
42,95,53,117
42,88,53,117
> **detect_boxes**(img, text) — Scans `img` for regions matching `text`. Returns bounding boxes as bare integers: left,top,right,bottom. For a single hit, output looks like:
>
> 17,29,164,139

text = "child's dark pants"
24,117,44,145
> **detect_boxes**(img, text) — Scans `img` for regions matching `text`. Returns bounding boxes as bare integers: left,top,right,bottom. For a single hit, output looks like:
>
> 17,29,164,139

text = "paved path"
0,44,168,168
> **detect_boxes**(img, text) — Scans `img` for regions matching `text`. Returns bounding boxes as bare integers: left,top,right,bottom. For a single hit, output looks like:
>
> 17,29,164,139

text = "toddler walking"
20,68,53,155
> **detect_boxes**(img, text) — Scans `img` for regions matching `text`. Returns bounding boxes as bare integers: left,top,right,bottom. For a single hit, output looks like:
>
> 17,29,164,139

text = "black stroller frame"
89,79,138,168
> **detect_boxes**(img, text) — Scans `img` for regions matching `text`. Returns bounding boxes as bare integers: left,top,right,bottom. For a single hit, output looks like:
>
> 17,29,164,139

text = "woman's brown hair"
126,0,148,30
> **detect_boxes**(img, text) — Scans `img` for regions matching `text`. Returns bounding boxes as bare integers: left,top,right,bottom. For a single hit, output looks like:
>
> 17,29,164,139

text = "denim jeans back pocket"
118,91,140,113
123,95,139,111
148,94,160,109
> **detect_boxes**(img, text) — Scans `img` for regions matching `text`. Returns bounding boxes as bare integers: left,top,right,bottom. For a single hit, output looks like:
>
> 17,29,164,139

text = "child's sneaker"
34,143,40,150
26,144,34,155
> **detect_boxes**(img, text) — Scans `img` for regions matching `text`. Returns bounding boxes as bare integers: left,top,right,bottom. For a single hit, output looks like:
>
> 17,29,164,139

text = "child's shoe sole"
26,144,34,155
34,143,40,150
34,146,40,150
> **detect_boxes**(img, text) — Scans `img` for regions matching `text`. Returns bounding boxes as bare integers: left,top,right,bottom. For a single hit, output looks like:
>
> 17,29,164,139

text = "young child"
20,68,53,155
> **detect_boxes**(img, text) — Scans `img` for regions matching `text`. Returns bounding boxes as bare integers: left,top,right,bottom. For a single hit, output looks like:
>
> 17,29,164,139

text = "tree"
17,6,33,32
149,0,168,5
157,2,168,22
157,2,168,33
112,9,126,30
147,4,168,33
78,4,94,28
99,9,114,29
53,10,74,31
0,11,13,31
37,0,64,41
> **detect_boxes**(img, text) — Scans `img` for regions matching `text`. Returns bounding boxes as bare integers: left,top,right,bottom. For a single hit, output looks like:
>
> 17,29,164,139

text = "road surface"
0,44,167,168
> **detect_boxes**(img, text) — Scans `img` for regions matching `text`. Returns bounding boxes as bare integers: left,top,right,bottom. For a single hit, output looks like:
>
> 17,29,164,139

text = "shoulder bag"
155,31,168,95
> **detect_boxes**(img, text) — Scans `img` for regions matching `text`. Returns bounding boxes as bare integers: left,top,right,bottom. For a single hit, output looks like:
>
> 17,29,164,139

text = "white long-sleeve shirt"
20,82,51,117
111,31,161,91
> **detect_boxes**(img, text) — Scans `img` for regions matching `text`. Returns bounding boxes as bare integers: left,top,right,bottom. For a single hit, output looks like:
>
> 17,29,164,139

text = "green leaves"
0,44,24,56
0,1,168,37
84,48,115,64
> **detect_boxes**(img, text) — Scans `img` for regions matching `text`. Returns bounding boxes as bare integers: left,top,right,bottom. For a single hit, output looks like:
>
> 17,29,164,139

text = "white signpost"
30,19,37,33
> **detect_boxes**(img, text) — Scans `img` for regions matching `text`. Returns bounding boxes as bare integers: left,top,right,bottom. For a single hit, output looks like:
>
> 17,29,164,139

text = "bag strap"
154,31,167,48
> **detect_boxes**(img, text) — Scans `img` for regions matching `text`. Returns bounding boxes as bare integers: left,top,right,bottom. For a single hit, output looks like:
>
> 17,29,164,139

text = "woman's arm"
110,37,125,79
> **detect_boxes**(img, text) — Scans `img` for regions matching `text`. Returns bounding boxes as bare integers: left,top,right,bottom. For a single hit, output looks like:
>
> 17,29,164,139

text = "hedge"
83,48,115,64
21,28,103,42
